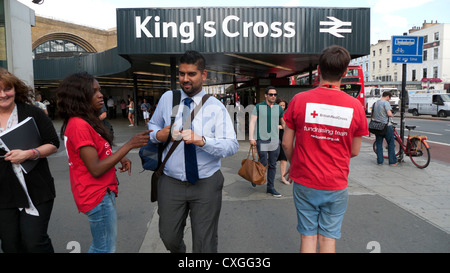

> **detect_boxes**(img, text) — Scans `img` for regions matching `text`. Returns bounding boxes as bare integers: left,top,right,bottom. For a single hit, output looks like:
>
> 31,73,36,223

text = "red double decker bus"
313,65,365,109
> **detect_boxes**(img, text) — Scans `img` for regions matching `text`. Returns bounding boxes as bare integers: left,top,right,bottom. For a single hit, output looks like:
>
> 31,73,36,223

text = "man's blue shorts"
293,182,348,239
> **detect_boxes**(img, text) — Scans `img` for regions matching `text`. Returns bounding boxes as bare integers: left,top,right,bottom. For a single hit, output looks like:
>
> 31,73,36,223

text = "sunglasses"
267,93,277,97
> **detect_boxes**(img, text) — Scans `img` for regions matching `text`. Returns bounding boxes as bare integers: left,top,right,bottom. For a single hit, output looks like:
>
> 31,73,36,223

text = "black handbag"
368,119,387,136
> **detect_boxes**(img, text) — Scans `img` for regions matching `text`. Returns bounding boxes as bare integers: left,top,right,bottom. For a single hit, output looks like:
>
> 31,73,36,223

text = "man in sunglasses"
249,86,285,197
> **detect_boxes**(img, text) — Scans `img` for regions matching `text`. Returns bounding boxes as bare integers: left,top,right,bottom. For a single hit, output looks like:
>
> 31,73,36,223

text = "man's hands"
156,123,205,147
173,128,205,147
283,167,293,184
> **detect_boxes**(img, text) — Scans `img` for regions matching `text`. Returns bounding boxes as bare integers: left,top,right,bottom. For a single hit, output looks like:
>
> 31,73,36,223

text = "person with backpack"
148,50,238,253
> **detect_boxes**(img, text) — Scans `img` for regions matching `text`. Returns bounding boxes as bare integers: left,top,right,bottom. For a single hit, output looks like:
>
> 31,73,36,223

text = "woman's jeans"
84,191,117,253
375,125,397,165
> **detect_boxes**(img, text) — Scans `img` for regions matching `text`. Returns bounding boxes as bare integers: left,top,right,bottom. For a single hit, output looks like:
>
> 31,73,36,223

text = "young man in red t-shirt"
282,45,368,253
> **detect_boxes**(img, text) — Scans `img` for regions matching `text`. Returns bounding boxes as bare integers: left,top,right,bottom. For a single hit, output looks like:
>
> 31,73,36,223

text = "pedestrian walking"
148,50,238,253
282,45,368,252
128,97,135,126
57,72,150,253
249,86,285,197
141,98,151,124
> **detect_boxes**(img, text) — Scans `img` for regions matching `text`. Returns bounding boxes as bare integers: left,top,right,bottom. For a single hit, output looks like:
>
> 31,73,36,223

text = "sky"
17,0,449,44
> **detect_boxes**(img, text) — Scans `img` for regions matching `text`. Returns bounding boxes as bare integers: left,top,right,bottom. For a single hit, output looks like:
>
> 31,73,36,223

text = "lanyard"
320,84,340,90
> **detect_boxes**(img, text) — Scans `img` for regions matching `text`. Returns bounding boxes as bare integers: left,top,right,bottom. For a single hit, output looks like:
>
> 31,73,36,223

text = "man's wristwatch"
202,136,206,146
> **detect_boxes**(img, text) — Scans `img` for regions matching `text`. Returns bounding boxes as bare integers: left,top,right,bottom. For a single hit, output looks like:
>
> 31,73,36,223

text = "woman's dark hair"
57,72,113,145
0,67,33,104
275,97,288,109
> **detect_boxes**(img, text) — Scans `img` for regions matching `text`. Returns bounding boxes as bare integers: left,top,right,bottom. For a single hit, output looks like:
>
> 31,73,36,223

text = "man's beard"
181,83,202,96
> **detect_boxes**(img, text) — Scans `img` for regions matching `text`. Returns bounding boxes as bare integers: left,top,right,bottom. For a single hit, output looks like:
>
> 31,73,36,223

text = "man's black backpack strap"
158,90,181,164
139,90,181,171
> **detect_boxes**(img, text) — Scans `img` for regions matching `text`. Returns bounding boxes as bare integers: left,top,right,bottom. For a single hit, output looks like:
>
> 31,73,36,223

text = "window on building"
373,50,375,56
373,62,375,70
379,60,382,69
412,70,416,81
423,50,427,61
32,39,87,59
433,67,438,78
387,46,390,53
434,32,439,41
434,48,439,59
423,68,427,79
394,72,398,81
387,58,390,68
424,35,428,43
379,48,382,55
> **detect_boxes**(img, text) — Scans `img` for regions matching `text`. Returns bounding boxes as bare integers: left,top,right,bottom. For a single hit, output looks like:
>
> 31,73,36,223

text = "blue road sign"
392,36,424,63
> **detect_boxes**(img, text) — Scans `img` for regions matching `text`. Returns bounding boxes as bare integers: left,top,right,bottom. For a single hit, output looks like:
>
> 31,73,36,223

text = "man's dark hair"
179,50,206,71
265,85,277,94
318,45,351,82
382,91,392,98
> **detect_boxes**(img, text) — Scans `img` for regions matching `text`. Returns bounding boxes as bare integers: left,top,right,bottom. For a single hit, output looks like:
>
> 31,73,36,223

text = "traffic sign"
392,36,424,63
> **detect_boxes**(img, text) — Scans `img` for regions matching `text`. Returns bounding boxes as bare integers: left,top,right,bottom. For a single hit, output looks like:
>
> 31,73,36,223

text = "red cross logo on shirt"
311,111,319,118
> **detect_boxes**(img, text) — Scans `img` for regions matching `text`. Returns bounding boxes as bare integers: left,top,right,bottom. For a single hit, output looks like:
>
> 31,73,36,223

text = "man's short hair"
318,45,351,82
179,50,206,71
265,85,277,94
382,91,392,98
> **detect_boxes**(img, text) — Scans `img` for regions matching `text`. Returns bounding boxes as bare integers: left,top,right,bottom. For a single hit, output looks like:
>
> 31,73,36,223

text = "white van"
408,93,450,117
365,88,400,114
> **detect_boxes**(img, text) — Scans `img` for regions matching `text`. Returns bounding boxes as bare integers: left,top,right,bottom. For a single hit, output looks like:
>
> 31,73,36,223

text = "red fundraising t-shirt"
283,87,369,190
64,117,118,213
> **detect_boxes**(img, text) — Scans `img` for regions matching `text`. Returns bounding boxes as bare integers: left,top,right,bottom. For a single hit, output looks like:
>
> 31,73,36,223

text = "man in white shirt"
34,94,48,116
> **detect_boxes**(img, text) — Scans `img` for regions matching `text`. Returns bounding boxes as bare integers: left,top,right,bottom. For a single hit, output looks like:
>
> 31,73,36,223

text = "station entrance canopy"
116,6,370,88
34,7,370,93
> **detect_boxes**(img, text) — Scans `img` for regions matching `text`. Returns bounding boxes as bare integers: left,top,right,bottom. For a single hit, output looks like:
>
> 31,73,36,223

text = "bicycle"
372,121,431,168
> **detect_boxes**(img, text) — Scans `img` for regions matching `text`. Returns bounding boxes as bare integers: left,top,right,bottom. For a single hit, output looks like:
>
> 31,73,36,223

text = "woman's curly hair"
57,72,113,145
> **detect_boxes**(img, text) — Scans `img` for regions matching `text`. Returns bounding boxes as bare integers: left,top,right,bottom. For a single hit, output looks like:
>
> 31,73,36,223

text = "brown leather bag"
238,145,266,185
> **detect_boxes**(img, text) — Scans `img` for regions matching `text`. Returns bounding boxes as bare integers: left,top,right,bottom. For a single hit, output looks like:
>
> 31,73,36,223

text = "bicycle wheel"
373,138,401,159
407,137,430,168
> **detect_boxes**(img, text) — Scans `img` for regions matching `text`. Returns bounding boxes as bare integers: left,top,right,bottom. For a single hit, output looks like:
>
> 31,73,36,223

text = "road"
365,115,450,164
394,117,450,145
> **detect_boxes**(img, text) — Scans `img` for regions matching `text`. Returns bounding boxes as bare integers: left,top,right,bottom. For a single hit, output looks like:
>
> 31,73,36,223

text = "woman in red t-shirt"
57,72,150,253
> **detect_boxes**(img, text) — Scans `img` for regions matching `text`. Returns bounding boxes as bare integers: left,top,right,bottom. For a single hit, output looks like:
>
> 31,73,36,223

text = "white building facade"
406,23,449,91
351,21,449,92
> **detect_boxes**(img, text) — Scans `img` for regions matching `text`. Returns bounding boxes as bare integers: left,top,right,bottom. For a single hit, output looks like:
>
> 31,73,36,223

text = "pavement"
127,117,450,253
3,116,449,253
